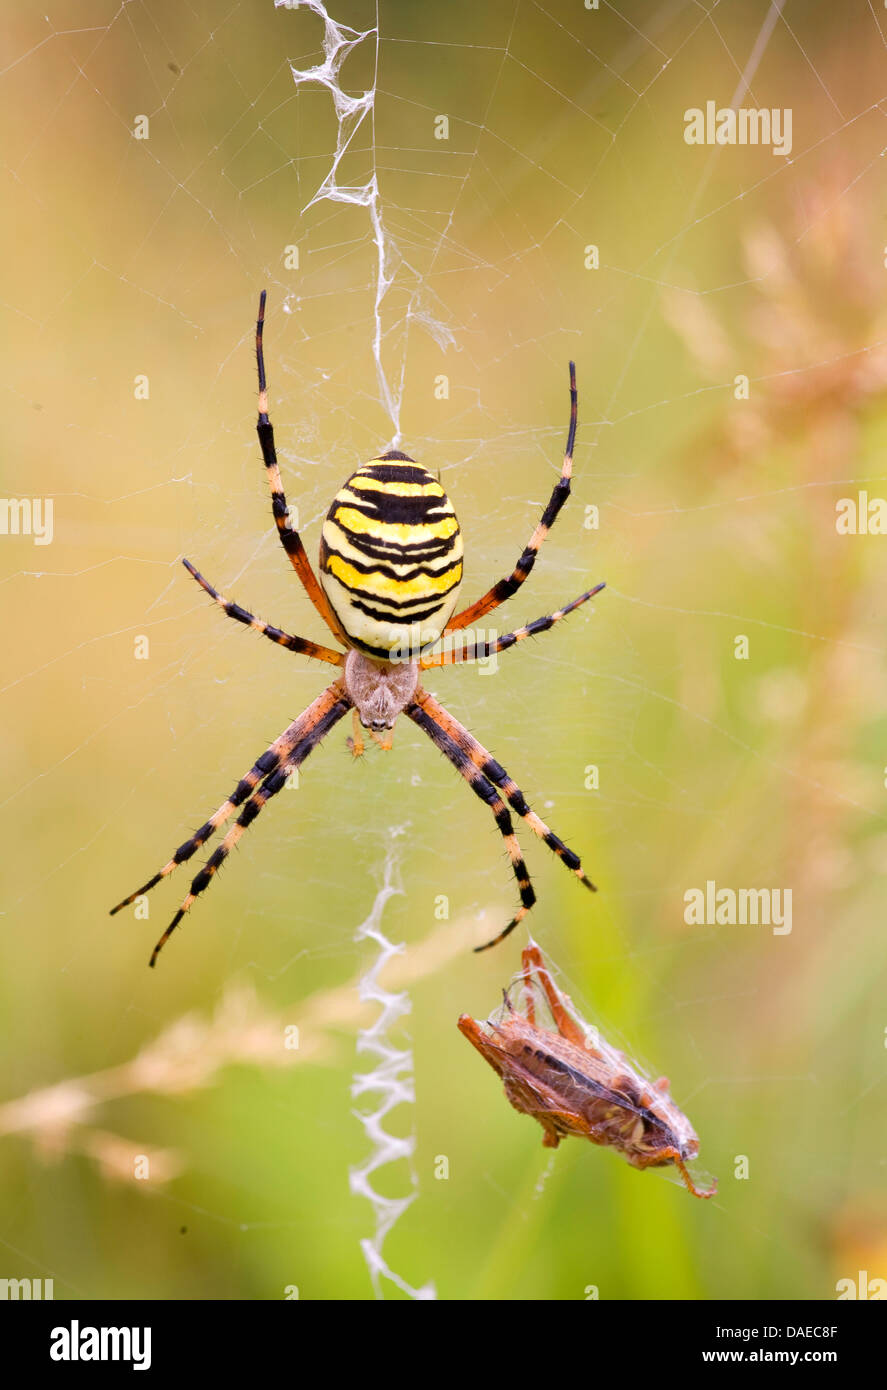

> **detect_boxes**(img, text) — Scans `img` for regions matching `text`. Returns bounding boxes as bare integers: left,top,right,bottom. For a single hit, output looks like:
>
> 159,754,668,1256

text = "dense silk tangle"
319,451,464,659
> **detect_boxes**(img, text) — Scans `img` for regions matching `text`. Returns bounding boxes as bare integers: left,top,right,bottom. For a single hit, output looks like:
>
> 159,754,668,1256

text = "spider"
110,292,605,967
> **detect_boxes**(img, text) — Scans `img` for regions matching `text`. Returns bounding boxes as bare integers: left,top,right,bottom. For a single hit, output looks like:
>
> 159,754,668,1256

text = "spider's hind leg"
406,692,536,950
147,680,350,966
110,681,351,966
407,688,596,951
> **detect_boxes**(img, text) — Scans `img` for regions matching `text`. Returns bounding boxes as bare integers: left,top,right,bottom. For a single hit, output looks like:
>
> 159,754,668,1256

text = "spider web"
2,0,887,1302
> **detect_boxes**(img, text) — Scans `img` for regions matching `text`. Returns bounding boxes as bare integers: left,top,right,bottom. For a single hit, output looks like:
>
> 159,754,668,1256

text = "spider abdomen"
319,451,464,660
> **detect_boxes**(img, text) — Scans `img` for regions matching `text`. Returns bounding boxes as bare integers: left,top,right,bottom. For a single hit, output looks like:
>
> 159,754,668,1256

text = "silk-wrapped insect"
458,941,717,1199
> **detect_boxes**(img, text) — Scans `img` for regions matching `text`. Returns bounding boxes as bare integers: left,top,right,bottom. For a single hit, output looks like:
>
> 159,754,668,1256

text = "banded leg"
406,699,536,947
183,558,344,666
110,682,348,914
409,688,595,950
146,681,351,966
108,716,327,917
420,583,605,669
255,291,343,641
446,361,578,633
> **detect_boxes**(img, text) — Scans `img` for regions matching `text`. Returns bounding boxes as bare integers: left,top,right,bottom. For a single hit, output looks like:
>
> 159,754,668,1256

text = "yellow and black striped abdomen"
319,451,463,660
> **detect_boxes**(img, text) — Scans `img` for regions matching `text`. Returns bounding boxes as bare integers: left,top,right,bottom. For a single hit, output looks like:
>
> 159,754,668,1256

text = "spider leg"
110,681,350,917
109,712,325,916
410,689,596,951
406,697,536,947
255,291,344,642
183,559,344,666
445,361,578,633
420,582,605,669
147,680,351,966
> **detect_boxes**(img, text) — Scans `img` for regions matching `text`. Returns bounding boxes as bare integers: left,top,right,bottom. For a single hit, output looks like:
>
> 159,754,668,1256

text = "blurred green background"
2,0,886,1300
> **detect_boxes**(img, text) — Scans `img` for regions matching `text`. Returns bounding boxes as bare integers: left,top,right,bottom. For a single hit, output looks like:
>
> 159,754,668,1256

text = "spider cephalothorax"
110,292,605,967
344,649,418,731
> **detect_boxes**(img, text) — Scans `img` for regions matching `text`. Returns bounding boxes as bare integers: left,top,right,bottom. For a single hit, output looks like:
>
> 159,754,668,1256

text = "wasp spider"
110,293,605,966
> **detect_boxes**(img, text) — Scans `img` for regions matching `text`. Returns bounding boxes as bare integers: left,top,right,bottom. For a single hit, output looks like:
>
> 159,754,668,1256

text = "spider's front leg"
254,291,344,643
445,360,578,633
